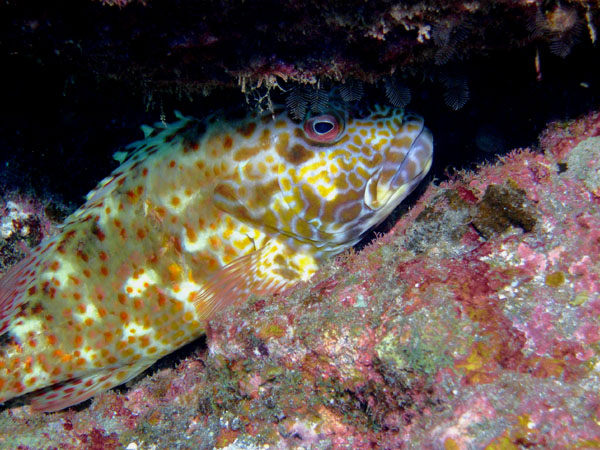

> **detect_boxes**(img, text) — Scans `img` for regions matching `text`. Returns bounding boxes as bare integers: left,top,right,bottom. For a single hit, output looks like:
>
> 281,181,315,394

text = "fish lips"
364,120,433,211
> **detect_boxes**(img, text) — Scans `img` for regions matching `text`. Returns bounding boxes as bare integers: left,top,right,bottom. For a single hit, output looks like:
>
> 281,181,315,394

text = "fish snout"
390,125,433,190
364,117,433,210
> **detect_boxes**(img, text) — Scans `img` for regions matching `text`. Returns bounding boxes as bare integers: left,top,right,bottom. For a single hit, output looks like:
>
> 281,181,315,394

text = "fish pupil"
313,121,334,134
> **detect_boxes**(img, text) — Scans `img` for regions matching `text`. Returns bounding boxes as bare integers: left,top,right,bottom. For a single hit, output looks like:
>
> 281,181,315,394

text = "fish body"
0,103,433,412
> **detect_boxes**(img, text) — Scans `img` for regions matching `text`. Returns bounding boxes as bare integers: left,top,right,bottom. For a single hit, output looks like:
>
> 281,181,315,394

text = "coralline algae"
1,108,599,448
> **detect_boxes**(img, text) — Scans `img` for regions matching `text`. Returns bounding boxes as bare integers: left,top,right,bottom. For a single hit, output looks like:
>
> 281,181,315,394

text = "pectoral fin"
193,240,318,320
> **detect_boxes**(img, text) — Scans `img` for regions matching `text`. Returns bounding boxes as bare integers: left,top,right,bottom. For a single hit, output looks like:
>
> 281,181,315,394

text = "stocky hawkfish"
0,103,433,412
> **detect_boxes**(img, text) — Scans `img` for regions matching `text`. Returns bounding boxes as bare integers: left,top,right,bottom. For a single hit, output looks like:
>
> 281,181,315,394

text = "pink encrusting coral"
0,188,70,274
1,110,600,448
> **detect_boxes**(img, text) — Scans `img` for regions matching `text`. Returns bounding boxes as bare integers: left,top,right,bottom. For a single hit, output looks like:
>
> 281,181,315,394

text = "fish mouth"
364,116,433,211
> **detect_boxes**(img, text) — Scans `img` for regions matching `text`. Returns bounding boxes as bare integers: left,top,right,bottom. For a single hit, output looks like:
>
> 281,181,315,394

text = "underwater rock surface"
3,0,599,93
1,109,599,449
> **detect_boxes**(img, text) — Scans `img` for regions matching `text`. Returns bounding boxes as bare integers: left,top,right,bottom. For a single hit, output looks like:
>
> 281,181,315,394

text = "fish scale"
0,103,433,412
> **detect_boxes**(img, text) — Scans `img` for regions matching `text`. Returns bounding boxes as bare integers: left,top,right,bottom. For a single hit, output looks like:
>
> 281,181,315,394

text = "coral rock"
2,111,600,448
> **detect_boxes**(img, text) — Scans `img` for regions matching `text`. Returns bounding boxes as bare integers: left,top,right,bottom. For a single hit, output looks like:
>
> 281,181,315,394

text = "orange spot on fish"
169,160,176,168
209,235,222,250
185,224,197,243
173,237,182,253
120,311,129,322
137,229,146,239
50,261,60,271
237,121,256,137
103,331,113,343
171,196,181,207
208,257,219,271
168,263,182,281
93,228,106,242
100,266,109,276
139,336,150,348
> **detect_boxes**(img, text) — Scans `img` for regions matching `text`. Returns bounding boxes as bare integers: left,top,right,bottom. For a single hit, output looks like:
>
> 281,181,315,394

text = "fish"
0,102,433,412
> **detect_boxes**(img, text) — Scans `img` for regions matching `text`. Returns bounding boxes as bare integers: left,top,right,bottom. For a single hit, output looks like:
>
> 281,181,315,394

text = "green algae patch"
258,323,286,339
375,330,450,384
471,183,538,239
545,271,566,287
570,291,589,306
375,305,473,388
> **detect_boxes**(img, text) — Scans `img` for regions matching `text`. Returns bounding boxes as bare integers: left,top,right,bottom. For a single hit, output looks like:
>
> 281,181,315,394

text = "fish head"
214,104,433,255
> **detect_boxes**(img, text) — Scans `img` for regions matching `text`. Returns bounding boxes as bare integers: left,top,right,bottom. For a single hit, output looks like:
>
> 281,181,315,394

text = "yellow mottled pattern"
0,103,433,412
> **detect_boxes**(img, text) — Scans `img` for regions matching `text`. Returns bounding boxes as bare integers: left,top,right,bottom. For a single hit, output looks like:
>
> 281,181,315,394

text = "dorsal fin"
140,124,154,138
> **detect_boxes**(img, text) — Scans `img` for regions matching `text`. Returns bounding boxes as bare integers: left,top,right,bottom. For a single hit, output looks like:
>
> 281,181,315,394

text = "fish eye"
303,113,342,143
314,121,334,134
